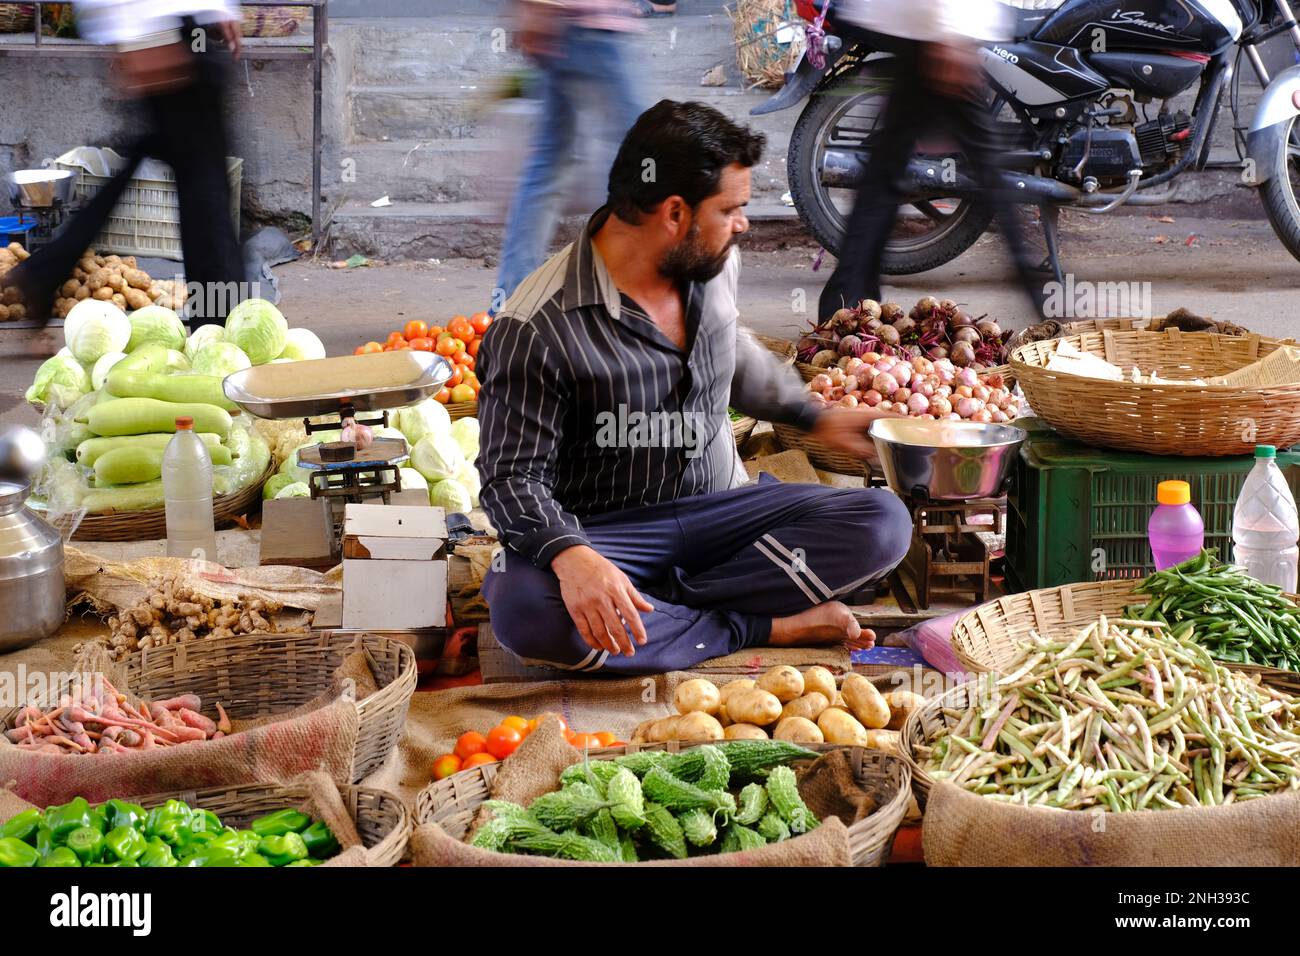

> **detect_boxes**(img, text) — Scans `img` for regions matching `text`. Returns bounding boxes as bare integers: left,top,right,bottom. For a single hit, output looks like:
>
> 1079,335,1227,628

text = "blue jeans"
493,27,644,306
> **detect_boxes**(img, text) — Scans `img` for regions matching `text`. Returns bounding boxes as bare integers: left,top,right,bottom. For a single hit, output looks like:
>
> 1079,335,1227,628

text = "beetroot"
953,326,981,345
877,325,901,347
950,340,976,367
838,334,863,356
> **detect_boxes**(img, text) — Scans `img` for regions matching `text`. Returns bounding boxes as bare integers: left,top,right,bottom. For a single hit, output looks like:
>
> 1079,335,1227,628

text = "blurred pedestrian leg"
494,10,644,306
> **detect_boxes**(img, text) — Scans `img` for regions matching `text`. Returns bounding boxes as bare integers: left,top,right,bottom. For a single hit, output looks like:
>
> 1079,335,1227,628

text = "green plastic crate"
1006,422,1300,592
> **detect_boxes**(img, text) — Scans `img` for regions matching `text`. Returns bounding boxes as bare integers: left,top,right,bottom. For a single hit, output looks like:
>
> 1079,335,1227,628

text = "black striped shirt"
477,212,820,567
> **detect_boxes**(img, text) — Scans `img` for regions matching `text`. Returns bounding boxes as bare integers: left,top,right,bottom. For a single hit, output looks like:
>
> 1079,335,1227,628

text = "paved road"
4,210,1298,430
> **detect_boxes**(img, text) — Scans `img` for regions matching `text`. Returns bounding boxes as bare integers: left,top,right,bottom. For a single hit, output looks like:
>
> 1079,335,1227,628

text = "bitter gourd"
735,782,769,826
528,789,612,832
765,765,818,834
756,810,791,843
678,808,718,847
642,801,688,860
642,767,736,817
716,740,817,779
605,767,647,830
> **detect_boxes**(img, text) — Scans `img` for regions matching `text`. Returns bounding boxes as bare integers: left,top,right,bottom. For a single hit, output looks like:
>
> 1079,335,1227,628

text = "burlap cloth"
410,717,855,866
922,780,1300,866
0,769,373,867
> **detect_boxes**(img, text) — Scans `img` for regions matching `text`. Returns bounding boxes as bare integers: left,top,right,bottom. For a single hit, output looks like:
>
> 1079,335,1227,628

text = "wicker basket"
771,422,869,476
447,400,477,421
1011,329,1300,456
0,4,34,32
1062,316,1248,337
126,631,417,783
726,0,805,90
950,578,1300,693
415,740,911,867
731,415,757,448
241,4,307,37
68,462,273,542
753,332,797,367
132,780,410,866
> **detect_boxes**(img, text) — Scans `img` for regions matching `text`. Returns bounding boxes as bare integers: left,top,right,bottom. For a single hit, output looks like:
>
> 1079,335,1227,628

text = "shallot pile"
6,680,230,755
799,297,1009,370
808,353,1020,423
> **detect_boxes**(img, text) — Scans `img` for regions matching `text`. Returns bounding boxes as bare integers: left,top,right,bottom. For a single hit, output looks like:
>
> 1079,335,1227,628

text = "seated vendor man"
476,99,911,675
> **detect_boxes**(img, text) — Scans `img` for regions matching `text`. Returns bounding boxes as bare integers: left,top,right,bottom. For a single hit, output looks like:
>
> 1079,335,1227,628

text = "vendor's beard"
659,224,735,284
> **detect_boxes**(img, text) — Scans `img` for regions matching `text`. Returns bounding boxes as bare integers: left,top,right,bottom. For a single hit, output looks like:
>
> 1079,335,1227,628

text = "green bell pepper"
175,830,215,861
301,820,340,859
183,849,243,868
205,830,248,860
0,809,41,843
285,858,321,867
34,825,55,857
257,831,308,867
37,846,81,867
145,799,193,844
249,808,311,837
139,838,178,868
86,860,138,867
234,830,262,857
238,851,272,867
0,836,40,867
190,809,223,836
105,825,147,863
86,805,108,835
103,799,147,832
44,797,92,839
66,826,105,864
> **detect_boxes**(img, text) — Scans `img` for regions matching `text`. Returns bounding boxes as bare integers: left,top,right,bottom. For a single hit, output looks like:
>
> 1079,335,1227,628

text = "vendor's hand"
116,41,193,96
810,404,901,462
220,18,243,60
551,545,653,657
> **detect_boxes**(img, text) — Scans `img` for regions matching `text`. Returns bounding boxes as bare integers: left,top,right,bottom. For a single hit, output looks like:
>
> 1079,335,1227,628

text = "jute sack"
922,779,1300,866
411,717,854,867
0,645,363,806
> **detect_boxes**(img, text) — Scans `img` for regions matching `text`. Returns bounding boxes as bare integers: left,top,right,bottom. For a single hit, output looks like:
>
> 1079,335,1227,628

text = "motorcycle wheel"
1258,116,1300,262
787,67,993,275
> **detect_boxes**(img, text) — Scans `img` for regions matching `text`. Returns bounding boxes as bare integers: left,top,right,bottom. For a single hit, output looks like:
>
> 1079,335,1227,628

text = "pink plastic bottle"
1148,480,1205,571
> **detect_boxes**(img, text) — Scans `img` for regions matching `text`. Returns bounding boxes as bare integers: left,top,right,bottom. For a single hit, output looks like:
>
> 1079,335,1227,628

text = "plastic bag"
895,608,970,679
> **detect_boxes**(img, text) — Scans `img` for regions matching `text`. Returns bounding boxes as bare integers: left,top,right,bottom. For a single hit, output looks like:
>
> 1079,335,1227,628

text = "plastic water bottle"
163,416,218,564
1147,480,1204,571
1232,445,1299,591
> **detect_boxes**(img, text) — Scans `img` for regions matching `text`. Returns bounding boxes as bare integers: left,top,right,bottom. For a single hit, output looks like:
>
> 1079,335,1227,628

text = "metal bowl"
7,169,75,208
869,418,1027,501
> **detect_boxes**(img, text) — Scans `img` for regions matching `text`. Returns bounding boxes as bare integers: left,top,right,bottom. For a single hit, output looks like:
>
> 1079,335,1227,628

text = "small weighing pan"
223,350,454,420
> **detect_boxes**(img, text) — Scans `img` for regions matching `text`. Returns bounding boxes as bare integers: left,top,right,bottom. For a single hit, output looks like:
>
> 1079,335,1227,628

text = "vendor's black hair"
606,100,766,224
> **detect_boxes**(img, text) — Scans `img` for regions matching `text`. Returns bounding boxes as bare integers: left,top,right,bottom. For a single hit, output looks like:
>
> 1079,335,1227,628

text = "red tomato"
427,325,444,339
434,387,452,404
404,319,428,341
470,312,492,336
353,346,366,356
361,341,383,354
432,754,462,780
486,725,523,760
448,317,474,342
449,383,476,404
446,367,464,389
453,731,488,762
408,337,433,352
436,337,460,357
594,731,617,748
387,330,405,344
453,351,474,370
462,752,497,769
386,337,407,351
501,716,530,735
569,733,603,750
467,338,481,358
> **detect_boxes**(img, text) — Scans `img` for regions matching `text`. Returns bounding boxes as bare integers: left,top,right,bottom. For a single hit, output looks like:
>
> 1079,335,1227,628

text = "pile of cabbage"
265,400,481,514
27,297,327,411
28,297,327,515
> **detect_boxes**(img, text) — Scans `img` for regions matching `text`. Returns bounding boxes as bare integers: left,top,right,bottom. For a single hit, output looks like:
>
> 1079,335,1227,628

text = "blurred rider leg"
817,0,1046,321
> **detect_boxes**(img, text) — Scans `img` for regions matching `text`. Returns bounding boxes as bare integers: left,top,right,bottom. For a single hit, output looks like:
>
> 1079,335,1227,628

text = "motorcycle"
755,0,1300,280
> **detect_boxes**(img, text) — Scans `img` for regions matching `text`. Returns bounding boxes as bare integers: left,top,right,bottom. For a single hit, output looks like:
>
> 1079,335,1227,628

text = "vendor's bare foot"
769,602,875,651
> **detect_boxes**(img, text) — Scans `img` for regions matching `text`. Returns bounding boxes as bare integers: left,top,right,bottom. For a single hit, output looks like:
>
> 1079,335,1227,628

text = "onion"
893,388,911,404
871,373,899,395
929,396,953,416
892,402,909,414
862,351,881,364
972,384,991,402
935,384,952,398
863,389,883,407
892,363,913,386
874,358,896,374
811,349,839,368
810,373,832,392
953,326,981,345
838,334,862,356
828,367,846,386
839,394,859,408
972,408,994,423
950,341,977,367
955,385,974,399
990,408,1008,423
915,381,935,398
907,393,931,415
877,325,901,347
917,413,936,420
976,319,1002,339
846,357,866,376
912,357,934,376
828,387,846,401
843,375,861,394
955,397,978,418
839,356,855,370
956,367,980,388
945,412,962,421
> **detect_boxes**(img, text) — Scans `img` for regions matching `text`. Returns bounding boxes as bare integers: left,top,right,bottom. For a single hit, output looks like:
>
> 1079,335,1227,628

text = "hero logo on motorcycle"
992,46,1019,65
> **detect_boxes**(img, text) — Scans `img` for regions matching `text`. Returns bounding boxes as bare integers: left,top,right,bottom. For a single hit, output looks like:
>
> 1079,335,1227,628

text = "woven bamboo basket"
131,780,410,866
69,462,273,542
415,740,911,867
731,415,757,448
726,0,805,90
771,422,869,476
0,4,34,32
127,631,418,783
753,332,797,367
1061,316,1249,337
241,4,307,36
447,400,477,421
1011,329,1300,456
949,577,1300,693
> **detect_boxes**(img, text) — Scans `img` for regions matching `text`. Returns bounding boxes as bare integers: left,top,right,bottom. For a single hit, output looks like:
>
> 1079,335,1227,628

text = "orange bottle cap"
175,416,194,430
1157,480,1191,506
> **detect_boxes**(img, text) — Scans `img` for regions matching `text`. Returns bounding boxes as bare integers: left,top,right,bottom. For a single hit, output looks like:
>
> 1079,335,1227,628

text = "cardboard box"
342,504,448,629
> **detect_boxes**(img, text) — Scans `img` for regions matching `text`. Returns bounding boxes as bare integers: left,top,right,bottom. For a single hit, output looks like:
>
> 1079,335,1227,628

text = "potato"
93,255,106,267
884,690,926,731
674,678,721,716
865,729,902,754
675,711,724,743
74,285,91,300
774,716,824,744
124,288,152,311
724,723,769,741
110,293,127,310
832,693,847,709
77,257,98,275
841,674,891,730
105,254,121,265
123,268,152,291
59,279,80,298
1,286,22,305
106,273,126,293
0,304,10,322
780,691,829,724
817,707,869,746
802,665,838,704
757,665,804,703
631,717,657,743
727,688,783,727
717,702,731,728
87,268,112,292
8,242,28,260
719,678,756,709
646,715,683,743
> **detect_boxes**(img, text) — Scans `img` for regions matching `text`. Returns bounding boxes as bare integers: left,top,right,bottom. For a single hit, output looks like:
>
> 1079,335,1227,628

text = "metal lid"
0,481,29,512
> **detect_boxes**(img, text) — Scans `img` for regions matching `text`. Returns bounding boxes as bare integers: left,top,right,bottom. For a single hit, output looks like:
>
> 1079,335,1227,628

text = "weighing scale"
6,169,79,251
223,350,454,562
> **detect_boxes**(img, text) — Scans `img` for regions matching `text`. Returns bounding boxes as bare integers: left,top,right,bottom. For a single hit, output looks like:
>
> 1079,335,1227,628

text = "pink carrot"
215,702,231,735
176,709,216,735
